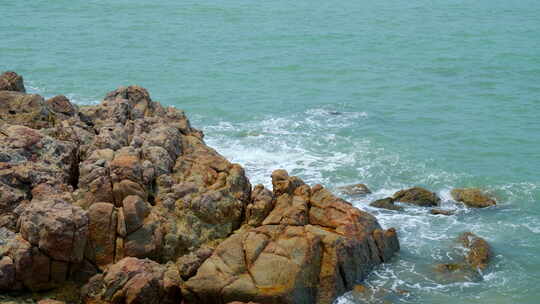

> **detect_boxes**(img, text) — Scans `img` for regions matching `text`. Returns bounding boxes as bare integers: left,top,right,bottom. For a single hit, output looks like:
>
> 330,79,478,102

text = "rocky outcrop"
183,170,399,304
0,72,25,92
429,209,454,216
0,73,399,304
392,187,440,207
337,184,371,196
369,197,403,211
451,188,496,208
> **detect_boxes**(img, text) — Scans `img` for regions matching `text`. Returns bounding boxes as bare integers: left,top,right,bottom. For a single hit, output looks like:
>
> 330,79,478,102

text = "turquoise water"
3,0,540,303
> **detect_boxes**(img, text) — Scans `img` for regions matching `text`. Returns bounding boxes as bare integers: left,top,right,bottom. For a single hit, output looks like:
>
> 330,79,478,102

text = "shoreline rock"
451,188,496,208
0,72,399,304
392,187,440,207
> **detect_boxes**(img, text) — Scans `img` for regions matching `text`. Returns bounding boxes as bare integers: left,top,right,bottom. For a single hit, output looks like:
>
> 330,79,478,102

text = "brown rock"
370,197,403,211
245,184,273,227
46,95,76,116
451,188,496,208
0,91,53,129
0,256,16,290
184,170,399,304
19,199,88,263
338,183,372,196
0,71,25,92
82,257,181,304
393,187,440,207
459,232,491,270
86,202,117,269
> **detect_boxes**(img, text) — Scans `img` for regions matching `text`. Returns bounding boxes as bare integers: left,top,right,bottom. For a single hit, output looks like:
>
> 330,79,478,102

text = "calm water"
3,0,540,303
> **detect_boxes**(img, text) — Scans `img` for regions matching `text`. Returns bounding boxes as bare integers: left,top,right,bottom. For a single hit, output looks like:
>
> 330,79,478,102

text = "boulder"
184,170,399,304
82,257,181,304
451,188,496,208
46,95,76,116
0,71,25,92
0,91,53,129
393,187,440,207
337,184,371,196
369,197,403,211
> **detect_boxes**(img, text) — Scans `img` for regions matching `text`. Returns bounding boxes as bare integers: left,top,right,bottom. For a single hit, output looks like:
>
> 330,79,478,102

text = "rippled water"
3,0,540,303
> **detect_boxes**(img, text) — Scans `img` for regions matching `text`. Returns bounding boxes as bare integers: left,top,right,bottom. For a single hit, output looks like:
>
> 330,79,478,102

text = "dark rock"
393,187,440,207
430,209,454,216
370,197,403,211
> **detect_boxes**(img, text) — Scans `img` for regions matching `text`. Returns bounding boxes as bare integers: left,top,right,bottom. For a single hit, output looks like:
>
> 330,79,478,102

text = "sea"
2,0,540,303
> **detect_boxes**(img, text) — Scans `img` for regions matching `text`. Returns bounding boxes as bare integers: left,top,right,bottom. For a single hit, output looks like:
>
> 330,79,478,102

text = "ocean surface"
3,0,540,303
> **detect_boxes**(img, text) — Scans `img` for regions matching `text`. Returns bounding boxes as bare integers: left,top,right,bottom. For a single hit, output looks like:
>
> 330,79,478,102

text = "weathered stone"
370,197,403,211
0,91,52,129
0,256,16,290
122,196,151,235
451,188,496,208
86,202,117,269
82,257,181,304
19,199,88,263
0,71,25,92
46,95,76,116
245,184,273,227
393,187,440,207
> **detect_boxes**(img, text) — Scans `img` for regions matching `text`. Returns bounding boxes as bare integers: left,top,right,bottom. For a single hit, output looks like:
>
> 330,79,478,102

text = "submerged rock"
451,188,496,208
370,197,403,211
429,209,454,216
392,187,440,207
337,183,372,196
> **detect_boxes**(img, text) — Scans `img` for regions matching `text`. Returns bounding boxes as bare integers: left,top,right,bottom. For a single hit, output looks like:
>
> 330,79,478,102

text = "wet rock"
393,187,440,207
338,183,372,196
0,71,25,92
82,257,181,304
430,209,454,216
433,263,482,283
370,197,403,211
451,188,496,208
351,284,410,304
459,232,491,270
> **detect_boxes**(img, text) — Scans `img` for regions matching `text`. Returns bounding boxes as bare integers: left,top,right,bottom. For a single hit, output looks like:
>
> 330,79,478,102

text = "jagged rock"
337,184,372,196
183,170,399,304
82,257,181,304
430,209,454,216
0,71,25,92
370,197,403,211
392,187,440,207
451,188,496,208
459,232,491,270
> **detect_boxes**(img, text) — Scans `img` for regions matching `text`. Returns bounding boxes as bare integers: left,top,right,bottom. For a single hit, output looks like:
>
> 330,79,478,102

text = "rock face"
0,72,399,304
392,187,440,207
183,170,399,304
451,188,496,208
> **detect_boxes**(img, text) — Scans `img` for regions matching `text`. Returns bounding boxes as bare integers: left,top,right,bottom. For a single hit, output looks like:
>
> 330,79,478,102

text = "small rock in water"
430,208,454,216
370,197,404,211
451,188,496,208
393,187,440,207
328,111,342,115
338,183,372,196
459,232,491,270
